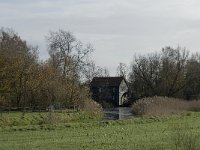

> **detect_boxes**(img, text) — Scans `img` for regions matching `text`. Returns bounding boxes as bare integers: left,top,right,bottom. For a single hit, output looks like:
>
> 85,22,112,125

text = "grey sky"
1,0,200,75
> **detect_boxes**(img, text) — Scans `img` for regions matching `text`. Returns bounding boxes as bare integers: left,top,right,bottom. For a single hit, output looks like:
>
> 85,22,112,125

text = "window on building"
99,88,102,93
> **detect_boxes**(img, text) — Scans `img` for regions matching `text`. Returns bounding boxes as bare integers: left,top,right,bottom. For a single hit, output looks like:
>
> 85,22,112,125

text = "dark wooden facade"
90,77,128,106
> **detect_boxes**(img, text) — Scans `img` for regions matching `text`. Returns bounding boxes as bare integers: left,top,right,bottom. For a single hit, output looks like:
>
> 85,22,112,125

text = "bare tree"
116,62,128,78
130,53,161,97
46,29,94,106
160,46,189,96
46,29,93,80
83,61,109,83
129,46,189,99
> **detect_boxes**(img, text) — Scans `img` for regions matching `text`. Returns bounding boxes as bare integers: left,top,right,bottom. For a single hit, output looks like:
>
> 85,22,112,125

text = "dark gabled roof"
91,77,125,87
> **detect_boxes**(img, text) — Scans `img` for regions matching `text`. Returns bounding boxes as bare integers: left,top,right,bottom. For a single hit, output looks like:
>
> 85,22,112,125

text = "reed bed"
132,96,200,116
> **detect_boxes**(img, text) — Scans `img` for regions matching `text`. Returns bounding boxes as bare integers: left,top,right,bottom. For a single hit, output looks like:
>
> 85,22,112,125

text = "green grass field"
1,112,200,150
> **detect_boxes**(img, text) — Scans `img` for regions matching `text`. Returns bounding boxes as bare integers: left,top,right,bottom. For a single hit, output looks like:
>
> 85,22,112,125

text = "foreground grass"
0,111,102,127
1,112,200,150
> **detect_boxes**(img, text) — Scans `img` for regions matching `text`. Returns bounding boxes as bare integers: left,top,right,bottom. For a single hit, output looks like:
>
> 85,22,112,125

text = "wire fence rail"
0,105,80,114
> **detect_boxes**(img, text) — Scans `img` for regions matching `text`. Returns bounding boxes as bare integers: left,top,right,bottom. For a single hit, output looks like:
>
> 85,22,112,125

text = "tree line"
1,27,200,109
129,46,200,101
0,28,109,110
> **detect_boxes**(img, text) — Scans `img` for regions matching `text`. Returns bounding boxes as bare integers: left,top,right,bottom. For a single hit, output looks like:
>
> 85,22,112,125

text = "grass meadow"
1,112,200,150
1,97,200,150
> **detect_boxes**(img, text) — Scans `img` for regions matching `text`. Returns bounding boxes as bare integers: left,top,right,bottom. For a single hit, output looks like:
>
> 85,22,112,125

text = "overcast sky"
1,0,200,75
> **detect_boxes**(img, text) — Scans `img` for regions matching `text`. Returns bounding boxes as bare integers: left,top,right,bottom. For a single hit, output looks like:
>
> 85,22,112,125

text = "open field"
1,112,200,150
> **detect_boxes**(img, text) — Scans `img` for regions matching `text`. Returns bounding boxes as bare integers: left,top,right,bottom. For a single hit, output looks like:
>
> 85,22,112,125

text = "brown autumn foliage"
132,96,200,116
0,28,101,111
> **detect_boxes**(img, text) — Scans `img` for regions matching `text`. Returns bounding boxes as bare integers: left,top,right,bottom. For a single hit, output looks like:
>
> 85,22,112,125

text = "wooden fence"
0,105,80,113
